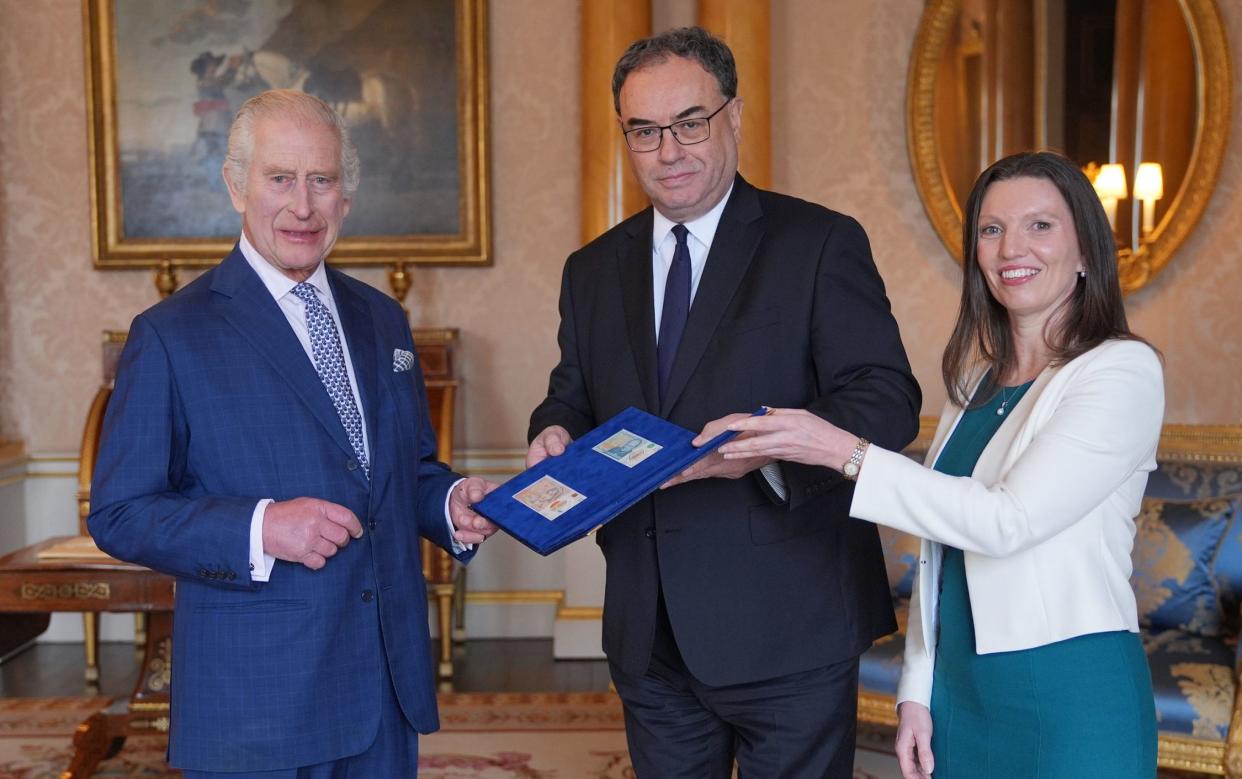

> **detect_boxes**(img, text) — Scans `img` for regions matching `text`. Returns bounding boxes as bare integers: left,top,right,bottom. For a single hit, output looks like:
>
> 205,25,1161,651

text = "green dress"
928,380,1157,778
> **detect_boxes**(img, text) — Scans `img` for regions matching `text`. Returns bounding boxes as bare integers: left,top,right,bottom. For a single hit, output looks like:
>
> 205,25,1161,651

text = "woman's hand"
895,701,935,779
713,408,857,470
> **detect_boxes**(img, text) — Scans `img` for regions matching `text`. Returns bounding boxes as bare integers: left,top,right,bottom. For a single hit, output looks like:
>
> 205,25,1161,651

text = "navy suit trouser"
609,592,859,779
181,657,419,779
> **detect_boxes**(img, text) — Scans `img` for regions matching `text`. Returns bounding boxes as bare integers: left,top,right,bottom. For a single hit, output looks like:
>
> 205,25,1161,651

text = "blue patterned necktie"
657,224,692,401
291,282,369,478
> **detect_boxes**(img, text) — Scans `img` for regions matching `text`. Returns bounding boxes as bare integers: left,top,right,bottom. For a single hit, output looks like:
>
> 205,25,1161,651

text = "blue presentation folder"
473,406,766,556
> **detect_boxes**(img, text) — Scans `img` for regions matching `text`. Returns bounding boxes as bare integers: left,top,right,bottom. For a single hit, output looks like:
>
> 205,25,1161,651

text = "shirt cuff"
760,462,789,503
445,477,472,555
249,498,276,582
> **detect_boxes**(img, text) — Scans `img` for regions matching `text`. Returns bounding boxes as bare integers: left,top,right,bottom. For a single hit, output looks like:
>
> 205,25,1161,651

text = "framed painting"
84,0,490,269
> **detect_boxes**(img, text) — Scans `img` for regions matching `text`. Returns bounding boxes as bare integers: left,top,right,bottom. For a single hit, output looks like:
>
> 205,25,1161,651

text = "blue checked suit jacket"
88,248,469,772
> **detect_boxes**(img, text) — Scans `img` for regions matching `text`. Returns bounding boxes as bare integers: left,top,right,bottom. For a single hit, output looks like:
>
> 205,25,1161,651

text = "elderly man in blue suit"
88,89,498,778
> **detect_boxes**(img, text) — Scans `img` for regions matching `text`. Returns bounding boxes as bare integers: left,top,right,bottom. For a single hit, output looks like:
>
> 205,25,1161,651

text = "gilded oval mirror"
907,0,1231,294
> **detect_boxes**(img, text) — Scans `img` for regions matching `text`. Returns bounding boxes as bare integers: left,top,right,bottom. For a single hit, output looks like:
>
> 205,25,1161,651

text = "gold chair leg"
434,584,455,689
81,612,100,687
451,566,467,644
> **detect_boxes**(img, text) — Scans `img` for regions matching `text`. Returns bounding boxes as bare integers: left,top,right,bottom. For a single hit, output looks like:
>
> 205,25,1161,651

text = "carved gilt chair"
75,331,130,685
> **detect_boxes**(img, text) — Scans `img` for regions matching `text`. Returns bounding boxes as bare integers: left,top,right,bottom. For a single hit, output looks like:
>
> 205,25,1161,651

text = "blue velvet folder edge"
473,406,768,556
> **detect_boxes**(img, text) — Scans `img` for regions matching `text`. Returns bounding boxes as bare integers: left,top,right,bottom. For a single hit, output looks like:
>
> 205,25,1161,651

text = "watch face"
843,461,860,478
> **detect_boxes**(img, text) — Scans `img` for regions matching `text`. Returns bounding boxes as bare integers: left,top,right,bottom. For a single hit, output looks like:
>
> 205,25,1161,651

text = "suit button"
346,459,359,471
227,571,236,581
198,568,209,578
369,520,377,530
644,528,655,539
361,590,374,603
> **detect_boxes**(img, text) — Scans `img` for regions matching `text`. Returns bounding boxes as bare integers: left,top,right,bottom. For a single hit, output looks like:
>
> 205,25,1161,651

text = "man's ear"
728,97,744,142
222,165,246,214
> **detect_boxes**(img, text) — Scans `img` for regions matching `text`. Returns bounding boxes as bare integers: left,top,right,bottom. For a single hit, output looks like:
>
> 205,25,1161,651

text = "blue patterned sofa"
857,421,1242,777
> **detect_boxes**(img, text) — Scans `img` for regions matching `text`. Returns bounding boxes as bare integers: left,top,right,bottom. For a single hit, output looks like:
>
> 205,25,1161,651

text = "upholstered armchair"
857,422,1242,778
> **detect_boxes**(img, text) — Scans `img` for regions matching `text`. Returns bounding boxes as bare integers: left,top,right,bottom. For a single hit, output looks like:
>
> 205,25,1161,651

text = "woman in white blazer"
716,151,1163,778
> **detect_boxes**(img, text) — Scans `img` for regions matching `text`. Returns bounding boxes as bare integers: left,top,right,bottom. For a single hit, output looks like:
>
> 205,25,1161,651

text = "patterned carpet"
0,697,172,778
0,693,903,778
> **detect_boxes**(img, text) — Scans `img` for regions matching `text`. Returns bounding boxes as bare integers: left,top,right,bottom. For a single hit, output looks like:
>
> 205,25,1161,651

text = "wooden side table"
0,536,174,778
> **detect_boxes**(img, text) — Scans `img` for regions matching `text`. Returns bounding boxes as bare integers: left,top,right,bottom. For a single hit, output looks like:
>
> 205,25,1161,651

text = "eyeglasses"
621,100,732,153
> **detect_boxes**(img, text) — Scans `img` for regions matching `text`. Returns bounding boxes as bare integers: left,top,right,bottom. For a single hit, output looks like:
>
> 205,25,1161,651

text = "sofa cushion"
1145,461,1242,502
877,526,921,600
1206,497,1242,637
859,601,908,697
1131,497,1237,637
1144,628,1234,741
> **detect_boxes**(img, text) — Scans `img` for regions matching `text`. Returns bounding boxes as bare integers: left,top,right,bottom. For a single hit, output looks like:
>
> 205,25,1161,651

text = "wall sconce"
1093,163,1128,232
1133,162,1164,240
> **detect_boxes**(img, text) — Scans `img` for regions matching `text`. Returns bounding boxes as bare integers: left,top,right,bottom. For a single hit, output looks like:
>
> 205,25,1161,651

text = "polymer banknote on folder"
472,406,769,555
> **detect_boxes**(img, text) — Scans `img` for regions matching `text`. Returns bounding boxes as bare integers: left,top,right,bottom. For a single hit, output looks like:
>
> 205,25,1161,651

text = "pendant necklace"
996,386,1017,416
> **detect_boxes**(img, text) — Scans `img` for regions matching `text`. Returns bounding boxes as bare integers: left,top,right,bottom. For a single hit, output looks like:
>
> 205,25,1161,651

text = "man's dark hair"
611,26,737,114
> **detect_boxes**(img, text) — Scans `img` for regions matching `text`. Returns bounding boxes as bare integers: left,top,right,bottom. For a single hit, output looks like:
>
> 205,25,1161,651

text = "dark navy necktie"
657,224,691,401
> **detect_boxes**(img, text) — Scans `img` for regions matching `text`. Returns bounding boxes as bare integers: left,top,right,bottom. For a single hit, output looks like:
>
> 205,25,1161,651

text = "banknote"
513,475,585,520
592,429,663,468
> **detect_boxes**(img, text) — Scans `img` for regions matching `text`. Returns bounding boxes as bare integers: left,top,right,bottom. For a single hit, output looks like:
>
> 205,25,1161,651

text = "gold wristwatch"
842,438,869,481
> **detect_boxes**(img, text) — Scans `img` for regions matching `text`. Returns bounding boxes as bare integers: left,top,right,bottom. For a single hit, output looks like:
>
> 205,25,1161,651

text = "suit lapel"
210,249,360,468
660,177,765,416
618,209,659,412
329,269,380,476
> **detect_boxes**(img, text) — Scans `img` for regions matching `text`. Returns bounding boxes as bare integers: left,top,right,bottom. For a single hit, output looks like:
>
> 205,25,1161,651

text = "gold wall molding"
466,591,601,623
465,589,565,605
456,448,527,478
556,606,603,620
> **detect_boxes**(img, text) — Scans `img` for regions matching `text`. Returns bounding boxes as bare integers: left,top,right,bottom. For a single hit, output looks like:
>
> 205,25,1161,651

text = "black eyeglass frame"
620,99,733,153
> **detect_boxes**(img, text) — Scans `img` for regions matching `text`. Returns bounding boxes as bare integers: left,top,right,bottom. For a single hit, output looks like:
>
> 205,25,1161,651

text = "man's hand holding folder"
474,407,768,556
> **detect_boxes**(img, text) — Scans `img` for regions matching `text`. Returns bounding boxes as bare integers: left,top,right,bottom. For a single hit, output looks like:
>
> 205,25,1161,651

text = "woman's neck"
1004,324,1053,385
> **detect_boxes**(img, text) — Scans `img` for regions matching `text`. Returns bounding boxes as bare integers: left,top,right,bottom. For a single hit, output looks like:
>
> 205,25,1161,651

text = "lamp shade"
1094,163,1128,199
1134,162,1164,200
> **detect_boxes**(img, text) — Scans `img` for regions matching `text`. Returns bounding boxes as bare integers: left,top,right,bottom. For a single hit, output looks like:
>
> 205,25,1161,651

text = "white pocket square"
393,348,416,373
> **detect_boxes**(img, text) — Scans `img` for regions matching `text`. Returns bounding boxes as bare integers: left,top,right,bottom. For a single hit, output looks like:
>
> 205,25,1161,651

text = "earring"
1078,270,1086,278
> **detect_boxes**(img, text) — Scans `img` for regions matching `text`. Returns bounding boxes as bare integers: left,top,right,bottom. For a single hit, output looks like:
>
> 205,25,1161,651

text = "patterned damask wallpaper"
0,0,1239,455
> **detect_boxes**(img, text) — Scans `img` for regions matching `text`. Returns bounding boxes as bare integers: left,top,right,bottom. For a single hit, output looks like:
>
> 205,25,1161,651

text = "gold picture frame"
84,0,490,270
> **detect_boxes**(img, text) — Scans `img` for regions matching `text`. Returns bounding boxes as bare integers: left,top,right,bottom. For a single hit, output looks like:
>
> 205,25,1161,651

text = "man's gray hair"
223,89,361,197
612,26,738,114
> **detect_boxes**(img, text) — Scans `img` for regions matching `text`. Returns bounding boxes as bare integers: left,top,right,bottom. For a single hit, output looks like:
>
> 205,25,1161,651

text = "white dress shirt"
650,186,786,500
238,234,463,581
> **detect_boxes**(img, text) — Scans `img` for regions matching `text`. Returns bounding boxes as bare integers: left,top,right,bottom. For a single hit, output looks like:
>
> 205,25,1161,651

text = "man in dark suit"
527,28,921,777
89,89,498,777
